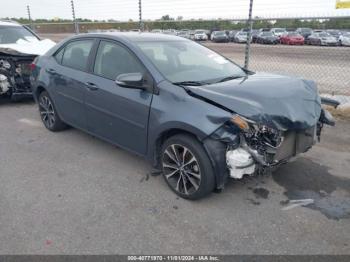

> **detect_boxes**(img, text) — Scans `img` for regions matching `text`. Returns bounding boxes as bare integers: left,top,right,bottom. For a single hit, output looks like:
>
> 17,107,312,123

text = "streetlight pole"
244,0,254,70
139,0,143,31
71,0,79,34
27,5,33,30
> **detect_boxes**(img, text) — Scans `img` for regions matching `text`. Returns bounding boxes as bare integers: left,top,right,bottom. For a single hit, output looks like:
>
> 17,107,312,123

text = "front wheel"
38,91,67,132
161,134,215,200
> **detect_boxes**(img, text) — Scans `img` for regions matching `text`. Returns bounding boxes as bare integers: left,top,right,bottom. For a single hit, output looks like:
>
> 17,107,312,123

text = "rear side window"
61,40,94,71
93,40,144,80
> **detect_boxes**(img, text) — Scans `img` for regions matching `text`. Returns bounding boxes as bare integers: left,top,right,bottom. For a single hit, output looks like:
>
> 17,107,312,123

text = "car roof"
0,21,22,27
67,32,187,43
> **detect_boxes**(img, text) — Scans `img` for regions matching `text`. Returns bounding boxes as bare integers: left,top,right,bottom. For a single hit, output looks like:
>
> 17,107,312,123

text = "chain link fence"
9,0,350,95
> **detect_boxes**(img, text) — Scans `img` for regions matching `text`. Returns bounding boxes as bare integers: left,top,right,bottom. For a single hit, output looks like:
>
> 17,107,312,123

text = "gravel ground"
0,99,349,254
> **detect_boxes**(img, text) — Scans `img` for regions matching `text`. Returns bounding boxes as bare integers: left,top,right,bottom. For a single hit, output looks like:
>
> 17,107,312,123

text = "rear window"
61,40,94,71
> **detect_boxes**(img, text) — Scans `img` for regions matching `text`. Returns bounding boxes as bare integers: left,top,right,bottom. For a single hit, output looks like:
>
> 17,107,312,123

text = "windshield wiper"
215,75,245,83
172,81,207,86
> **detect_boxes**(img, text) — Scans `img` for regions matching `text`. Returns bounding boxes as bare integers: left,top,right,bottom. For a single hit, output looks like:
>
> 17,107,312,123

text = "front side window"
61,40,94,71
136,40,246,84
93,40,144,80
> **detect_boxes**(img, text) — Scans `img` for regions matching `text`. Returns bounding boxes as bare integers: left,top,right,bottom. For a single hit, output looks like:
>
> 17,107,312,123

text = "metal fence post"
244,0,254,70
27,5,33,30
71,0,79,34
139,0,144,31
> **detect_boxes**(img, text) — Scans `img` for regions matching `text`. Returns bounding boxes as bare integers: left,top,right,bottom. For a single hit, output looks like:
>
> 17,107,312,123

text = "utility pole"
71,0,79,34
139,0,143,31
244,0,254,70
27,5,33,30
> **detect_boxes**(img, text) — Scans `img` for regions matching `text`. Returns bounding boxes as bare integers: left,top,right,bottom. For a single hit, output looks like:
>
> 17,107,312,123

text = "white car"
151,29,162,33
271,28,287,38
234,32,251,43
339,32,350,46
194,30,208,41
0,20,56,100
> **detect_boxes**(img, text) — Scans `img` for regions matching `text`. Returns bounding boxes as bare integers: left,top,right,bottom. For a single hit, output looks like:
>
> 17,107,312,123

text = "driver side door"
84,39,153,155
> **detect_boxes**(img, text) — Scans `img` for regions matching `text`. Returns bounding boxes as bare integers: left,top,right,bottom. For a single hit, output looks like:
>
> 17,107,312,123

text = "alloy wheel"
39,95,55,129
162,144,201,196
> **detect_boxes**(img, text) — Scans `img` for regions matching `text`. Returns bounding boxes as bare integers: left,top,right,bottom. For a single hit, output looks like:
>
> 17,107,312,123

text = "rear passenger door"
84,39,153,155
51,39,95,129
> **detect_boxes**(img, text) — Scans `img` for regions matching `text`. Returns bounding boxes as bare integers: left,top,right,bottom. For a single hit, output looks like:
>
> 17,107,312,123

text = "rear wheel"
161,134,215,200
38,91,67,131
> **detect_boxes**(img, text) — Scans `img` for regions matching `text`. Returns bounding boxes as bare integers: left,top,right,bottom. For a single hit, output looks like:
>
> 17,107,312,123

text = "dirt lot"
0,97,349,254
40,33,350,95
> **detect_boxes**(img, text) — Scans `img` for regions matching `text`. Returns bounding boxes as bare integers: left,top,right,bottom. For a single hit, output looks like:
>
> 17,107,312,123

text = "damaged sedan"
0,21,55,100
31,33,335,199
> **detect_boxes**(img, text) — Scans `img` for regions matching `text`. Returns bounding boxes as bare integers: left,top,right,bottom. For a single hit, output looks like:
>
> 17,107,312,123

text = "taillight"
30,63,36,71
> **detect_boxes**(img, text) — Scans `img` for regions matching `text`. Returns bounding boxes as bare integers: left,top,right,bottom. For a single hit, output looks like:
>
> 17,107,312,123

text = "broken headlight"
229,114,284,152
0,60,11,70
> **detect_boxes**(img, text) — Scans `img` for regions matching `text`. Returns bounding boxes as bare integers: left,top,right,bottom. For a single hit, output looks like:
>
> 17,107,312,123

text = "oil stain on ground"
253,188,269,199
273,158,350,220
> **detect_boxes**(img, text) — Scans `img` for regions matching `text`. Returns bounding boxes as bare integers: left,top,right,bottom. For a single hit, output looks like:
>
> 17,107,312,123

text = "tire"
38,91,67,132
161,134,215,200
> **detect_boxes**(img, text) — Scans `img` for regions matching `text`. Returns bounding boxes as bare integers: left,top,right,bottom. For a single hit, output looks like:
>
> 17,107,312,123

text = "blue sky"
1,0,350,20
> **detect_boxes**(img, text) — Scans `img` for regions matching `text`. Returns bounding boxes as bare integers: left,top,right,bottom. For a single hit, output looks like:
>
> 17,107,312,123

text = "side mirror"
115,73,145,90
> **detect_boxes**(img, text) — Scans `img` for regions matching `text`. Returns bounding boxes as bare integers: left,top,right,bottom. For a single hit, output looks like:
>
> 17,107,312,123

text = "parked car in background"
251,30,260,43
327,29,342,40
280,32,304,45
256,32,279,44
0,20,56,100
271,28,287,38
177,31,191,39
30,32,334,199
234,31,251,43
189,30,196,40
194,30,208,41
338,32,350,46
211,31,229,43
296,28,313,42
228,30,238,42
258,28,271,33
151,29,162,33
163,29,177,35
307,32,338,46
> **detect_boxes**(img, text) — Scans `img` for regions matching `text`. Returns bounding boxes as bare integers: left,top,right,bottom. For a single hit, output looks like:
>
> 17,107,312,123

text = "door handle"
85,82,99,91
46,68,56,74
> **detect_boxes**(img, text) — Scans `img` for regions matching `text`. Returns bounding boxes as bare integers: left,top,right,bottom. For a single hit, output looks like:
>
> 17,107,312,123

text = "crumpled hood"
0,38,56,56
186,73,322,131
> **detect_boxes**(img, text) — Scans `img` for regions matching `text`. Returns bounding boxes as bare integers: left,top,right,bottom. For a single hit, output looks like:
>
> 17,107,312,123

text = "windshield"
0,26,38,44
136,40,246,84
288,33,299,37
238,32,247,36
319,33,330,37
214,31,226,36
301,28,312,33
262,32,273,37
275,29,285,32
195,31,205,34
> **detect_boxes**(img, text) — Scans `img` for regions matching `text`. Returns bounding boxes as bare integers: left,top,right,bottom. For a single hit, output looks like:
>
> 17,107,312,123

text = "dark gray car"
30,33,335,199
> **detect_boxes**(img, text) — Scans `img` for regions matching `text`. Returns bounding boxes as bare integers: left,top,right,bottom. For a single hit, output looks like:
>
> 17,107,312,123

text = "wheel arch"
151,127,203,170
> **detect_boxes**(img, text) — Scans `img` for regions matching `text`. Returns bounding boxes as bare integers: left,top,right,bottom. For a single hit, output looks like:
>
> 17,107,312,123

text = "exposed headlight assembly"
0,59,11,70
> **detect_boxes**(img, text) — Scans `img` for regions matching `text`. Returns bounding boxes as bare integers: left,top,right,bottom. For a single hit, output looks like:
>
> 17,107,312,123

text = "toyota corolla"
31,33,335,199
